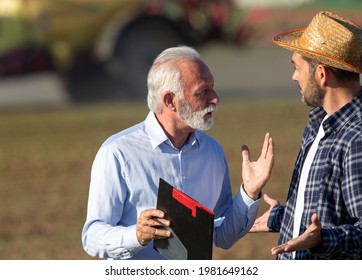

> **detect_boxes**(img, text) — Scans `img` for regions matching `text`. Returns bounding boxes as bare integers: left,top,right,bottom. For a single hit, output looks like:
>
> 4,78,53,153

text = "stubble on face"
302,74,325,107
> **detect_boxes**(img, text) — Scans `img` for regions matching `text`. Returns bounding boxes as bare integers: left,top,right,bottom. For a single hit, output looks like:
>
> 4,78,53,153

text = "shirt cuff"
240,184,261,204
113,224,144,259
239,184,261,215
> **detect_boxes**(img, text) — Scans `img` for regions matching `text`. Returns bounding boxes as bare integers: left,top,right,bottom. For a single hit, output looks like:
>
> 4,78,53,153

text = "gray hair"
147,46,202,113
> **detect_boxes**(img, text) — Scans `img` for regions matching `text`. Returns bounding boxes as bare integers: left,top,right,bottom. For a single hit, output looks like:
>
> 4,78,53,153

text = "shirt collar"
187,130,200,150
145,111,200,150
309,88,362,136
145,112,169,150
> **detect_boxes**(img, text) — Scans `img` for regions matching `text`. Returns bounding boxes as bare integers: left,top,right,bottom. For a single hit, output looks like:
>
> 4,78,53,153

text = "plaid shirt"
268,90,362,259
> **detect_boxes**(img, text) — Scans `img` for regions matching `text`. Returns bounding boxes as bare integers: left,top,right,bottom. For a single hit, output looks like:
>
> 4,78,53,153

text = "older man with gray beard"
82,46,274,260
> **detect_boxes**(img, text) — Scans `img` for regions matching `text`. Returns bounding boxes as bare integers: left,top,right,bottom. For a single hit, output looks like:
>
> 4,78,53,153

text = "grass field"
0,99,310,260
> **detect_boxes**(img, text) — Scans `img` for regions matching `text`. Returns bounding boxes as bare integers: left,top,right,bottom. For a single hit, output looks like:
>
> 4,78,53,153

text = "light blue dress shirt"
82,112,260,259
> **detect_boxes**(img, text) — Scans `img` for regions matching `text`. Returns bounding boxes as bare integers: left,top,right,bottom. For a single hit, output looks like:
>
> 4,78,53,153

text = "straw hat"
273,11,362,74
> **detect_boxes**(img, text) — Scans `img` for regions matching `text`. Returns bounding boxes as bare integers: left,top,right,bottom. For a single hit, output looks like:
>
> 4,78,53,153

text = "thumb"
241,145,250,162
263,193,279,207
311,213,321,227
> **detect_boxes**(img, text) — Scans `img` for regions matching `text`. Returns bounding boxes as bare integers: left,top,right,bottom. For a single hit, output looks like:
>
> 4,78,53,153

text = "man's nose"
210,90,220,104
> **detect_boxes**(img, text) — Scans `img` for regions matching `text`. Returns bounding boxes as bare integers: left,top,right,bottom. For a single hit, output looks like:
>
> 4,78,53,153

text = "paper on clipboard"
153,178,214,260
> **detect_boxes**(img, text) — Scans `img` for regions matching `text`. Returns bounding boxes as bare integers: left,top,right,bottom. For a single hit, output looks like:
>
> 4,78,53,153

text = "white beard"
177,99,216,131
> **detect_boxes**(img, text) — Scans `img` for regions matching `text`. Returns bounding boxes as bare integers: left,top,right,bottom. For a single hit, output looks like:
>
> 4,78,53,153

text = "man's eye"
195,92,203,98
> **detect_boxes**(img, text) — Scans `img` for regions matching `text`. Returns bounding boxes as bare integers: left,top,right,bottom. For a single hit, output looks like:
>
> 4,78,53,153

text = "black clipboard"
153,178,214,260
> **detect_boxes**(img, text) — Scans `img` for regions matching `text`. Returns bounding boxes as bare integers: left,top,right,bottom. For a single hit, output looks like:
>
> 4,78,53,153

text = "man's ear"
315,64,328,86
163,92,176,111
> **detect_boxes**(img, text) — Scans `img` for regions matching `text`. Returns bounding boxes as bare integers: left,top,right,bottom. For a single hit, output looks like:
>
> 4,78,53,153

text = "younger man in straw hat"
250,11,362,259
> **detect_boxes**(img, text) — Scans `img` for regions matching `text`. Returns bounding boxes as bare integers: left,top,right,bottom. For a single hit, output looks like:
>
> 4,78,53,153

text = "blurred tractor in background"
0,0,246,101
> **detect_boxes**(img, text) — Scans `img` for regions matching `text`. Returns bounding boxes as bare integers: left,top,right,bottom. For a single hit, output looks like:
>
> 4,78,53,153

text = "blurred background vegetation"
0,0,361,260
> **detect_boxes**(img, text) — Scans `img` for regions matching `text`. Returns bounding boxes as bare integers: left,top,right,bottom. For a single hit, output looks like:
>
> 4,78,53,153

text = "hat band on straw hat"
273,11,362,74
297,35,362,72
298,37,317,52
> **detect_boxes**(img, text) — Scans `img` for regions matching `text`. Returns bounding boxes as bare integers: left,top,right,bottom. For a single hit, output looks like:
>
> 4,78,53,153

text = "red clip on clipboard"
154,178,214,260
172,187,214,218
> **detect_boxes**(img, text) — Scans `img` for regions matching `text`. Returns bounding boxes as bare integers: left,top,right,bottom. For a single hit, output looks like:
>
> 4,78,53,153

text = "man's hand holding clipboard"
136,209,171,247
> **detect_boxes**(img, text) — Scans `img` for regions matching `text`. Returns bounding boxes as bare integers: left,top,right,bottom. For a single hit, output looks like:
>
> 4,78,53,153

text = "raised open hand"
271,213,322,255
241,133,274,200
249,194,279,233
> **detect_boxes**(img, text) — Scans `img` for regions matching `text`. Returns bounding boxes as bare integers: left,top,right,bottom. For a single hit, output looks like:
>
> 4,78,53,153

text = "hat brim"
273,28,362,74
